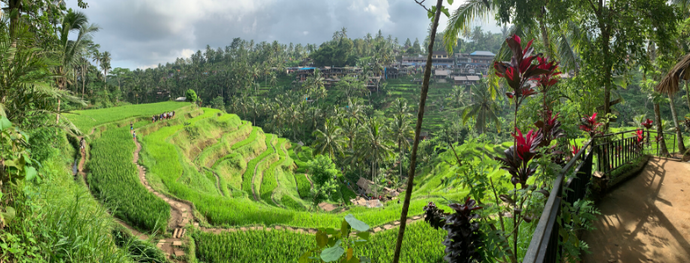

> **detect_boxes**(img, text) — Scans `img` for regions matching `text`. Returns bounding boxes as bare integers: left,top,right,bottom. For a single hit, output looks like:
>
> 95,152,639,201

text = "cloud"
66,0,504,70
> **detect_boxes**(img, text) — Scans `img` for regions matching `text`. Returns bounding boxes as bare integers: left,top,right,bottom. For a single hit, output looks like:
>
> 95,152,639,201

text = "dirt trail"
583,157,690,263
133,138,192,260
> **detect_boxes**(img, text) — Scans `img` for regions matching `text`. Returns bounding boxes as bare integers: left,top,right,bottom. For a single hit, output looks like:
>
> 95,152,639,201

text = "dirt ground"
583,158,690,263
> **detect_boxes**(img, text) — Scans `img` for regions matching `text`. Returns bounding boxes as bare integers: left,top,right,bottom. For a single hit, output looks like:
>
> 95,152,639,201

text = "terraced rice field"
80,101,472,262
385,77,455,132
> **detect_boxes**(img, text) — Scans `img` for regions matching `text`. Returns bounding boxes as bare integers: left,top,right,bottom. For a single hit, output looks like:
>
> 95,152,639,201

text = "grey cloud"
67,0,501,70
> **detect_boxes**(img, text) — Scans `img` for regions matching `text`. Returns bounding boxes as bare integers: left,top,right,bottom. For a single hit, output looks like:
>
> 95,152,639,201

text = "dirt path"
134,138,192,260
583,157,690,263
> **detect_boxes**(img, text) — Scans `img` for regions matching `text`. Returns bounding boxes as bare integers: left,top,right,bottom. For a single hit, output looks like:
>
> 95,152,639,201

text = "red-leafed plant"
641,119,653,129
496,129,543,188
423,199,484,263
641,118,653,146
579,113,603,137
572,144,581,156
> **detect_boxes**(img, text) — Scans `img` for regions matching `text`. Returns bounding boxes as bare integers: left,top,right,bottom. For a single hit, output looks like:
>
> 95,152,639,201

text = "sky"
66,0,505,70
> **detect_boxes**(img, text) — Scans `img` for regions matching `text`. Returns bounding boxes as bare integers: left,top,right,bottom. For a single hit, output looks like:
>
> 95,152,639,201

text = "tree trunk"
56,99,61,124
685,80,690,112
392,1,443,262
539,13,551,58
668,93,686,153
654,103,669,156
602,29,612,132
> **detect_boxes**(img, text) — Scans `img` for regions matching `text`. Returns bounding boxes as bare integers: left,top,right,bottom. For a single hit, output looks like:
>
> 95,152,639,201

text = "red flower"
641,118,653,129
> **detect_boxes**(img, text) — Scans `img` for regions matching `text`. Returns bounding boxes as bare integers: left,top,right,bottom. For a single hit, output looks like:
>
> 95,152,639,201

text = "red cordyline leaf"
521,88,537,97
547,112,559,126
506,67,515,81
641,118,653,129
512,128,540,160
513,34,521,45
636,129,644,143
587,113,597,124
572,144,580,155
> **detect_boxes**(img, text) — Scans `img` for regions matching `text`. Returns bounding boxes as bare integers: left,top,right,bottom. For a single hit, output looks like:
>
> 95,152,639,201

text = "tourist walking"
130,122,133,131
133,131,136,140
80,138,85,149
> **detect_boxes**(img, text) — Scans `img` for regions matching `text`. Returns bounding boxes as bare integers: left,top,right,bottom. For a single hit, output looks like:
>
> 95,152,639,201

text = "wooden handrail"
523,139,593,262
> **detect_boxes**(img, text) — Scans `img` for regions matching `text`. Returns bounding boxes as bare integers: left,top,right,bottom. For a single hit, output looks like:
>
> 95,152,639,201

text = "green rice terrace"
68,101,512,262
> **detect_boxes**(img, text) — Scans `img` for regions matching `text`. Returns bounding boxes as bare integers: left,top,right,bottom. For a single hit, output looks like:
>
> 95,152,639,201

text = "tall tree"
55,10,99,123
312,119,346,159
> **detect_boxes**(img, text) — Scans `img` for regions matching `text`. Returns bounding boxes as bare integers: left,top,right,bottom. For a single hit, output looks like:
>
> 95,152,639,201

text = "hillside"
70,101,474,261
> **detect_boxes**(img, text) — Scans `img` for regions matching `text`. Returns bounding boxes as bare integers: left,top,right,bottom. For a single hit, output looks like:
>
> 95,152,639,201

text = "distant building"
401,51,454,68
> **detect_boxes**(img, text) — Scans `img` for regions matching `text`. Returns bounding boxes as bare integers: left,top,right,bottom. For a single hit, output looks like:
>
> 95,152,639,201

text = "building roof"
435,69,451,76
432,51,448,56
470,51,496,57
454,76,468,81
466,75,480,81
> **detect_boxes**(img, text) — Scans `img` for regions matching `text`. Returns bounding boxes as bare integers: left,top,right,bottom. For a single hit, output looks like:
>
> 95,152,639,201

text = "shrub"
186,89,198,102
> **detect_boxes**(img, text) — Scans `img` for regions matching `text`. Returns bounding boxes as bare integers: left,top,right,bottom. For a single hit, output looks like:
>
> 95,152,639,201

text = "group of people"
152,111,175,123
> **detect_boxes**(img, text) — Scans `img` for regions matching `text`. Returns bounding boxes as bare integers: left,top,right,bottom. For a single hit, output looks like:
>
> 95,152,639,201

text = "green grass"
280,195,305,211
192,221,446,263
64,101,190,133
294,173,312,198
232,127,261,150
15,131,139,262
88,122,170,233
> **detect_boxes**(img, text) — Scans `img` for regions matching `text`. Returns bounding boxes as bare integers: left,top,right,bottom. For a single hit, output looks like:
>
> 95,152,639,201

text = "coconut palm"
54,10,99,123
338,116,359,151
312,118,346,159
100,51,111,83
461,82,501,134
388,114,414,178
357,118,394,196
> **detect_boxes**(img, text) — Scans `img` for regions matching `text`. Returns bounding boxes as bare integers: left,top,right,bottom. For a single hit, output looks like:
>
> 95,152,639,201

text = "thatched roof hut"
657,53,690,95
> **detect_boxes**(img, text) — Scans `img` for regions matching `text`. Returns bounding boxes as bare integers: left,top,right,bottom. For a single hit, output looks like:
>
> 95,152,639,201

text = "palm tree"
100,51,111,83
312,119,346,159
338,116,359,151
461,83,501,134
357,118,394,196
449,85,468,108
55,10,99,123
388,114,414,178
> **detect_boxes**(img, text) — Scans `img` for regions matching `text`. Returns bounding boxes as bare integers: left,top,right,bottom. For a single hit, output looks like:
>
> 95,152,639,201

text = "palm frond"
443,0,494,54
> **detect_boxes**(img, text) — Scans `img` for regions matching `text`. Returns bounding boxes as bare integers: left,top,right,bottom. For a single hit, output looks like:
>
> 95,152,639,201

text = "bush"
186,89,198,102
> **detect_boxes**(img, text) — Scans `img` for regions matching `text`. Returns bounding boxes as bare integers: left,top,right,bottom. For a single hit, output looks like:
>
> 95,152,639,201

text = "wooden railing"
523,129,672,262
522,139,594,262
